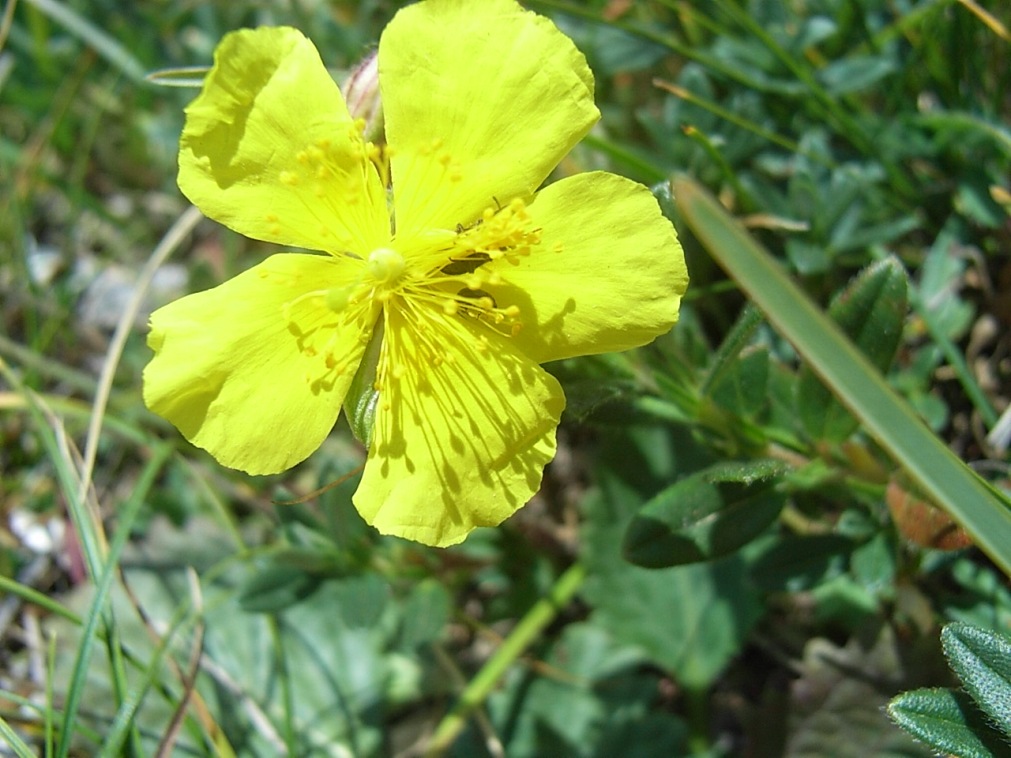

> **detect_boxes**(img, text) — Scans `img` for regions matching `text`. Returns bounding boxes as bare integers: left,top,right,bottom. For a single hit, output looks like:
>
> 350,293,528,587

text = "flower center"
285,198,548,399
366,247,405,284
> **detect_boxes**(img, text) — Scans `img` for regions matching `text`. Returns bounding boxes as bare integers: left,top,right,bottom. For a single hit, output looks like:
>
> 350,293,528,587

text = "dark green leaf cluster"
889,623,1011,757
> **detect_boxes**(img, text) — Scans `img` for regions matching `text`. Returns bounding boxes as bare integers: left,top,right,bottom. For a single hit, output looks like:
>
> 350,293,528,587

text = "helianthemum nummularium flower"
144,0,688,546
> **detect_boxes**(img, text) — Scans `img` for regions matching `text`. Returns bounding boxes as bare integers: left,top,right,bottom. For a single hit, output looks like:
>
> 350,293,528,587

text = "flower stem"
424,561,587,757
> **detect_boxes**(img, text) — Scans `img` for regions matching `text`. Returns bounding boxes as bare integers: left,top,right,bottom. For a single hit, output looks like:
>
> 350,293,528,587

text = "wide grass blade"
673,175,1011,577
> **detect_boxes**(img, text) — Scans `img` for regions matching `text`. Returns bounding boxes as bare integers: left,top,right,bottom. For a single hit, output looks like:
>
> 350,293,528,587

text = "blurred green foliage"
2,0,1010,756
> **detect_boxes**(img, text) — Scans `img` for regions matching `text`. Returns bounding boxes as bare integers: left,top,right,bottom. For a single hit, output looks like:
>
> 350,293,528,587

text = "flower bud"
341,50,383,142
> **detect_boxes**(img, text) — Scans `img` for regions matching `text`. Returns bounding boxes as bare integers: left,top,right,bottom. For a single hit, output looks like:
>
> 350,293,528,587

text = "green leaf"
888,688,1011,758
797,256,908,442
818,56,897,95
673,175,1011,578
583,457,763,691
942,623,1011,737
398,580,452,649
238,562,322,614
785,624,939,757
750,534,854,592
709,346,770,418
622,461,787,568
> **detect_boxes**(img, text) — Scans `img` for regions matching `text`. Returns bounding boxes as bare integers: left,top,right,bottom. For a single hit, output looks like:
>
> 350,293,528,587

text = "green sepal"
343,318,384,448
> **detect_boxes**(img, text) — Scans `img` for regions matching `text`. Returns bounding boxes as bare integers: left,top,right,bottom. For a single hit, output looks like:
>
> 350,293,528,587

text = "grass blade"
57,444,173,757
673,175,1011,577
0,715,38,758
0,575,81,625
21,0,146,82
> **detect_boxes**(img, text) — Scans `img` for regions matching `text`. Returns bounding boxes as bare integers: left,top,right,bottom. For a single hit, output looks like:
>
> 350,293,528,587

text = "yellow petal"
144,253,375,474
489,172,689,363
179,27,389,254
379,0,599,235
354,303,564,547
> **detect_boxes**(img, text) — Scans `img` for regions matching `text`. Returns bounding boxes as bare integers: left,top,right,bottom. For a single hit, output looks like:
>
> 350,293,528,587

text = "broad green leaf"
622,461,787,568
956,176,1007,228
750,534,855,592
888,688,1010,758
703,458,788,485
850,531,897,593
809,574,879,627
488,625,684,758
942,558,1011,633
560,376,634,422
918,230,975,341
942,623,1011,737
797,256,908,442
398,579,452,650
583,454,762,691
818,56,897,95
673,175,1011,578
709,346,770,419
238,562,322,614
785,624,939,757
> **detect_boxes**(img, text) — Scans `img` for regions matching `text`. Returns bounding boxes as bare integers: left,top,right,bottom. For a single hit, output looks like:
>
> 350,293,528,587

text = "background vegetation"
2,0,1010,755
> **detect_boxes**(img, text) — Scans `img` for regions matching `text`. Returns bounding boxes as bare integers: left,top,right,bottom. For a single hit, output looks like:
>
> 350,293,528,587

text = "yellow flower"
143,0,688,547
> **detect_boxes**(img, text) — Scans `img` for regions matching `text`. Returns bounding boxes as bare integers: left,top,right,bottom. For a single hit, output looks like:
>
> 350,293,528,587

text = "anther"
325,286,354,312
